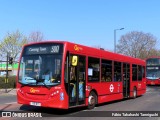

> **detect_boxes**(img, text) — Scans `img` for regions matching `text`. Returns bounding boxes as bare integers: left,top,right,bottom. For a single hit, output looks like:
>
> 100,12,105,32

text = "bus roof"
23,40,145,65
146,56,160,60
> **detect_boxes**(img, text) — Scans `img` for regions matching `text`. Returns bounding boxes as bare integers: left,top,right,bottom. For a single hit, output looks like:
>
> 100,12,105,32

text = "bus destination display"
25,44,63,55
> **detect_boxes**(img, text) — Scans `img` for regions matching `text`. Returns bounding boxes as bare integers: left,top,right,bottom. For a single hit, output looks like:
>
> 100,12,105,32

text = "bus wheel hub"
88,95,95,105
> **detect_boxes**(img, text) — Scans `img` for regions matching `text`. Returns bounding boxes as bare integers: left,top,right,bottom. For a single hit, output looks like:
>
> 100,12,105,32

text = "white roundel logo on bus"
109,84,114,92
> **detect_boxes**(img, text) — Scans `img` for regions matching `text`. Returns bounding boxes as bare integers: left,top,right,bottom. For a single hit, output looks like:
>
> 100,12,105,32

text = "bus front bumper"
17,89,68,109
147,80,160,85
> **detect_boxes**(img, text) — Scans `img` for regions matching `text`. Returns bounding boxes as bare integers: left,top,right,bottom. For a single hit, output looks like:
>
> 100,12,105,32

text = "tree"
0,30,28,62
28,31,44,43
116,31,158,59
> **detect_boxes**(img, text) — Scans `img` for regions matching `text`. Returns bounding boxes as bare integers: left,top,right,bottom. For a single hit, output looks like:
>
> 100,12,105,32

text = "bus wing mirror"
72,56,78,66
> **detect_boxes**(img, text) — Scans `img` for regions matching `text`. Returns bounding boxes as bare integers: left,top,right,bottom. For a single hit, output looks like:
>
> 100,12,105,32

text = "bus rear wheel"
88,91,97,109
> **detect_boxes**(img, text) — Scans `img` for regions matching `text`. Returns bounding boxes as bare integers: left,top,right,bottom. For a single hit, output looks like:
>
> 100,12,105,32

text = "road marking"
5,102,17,104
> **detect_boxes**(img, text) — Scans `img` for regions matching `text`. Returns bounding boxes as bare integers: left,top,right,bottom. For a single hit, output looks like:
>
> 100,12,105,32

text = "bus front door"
69,55,86,107
123,63,130,98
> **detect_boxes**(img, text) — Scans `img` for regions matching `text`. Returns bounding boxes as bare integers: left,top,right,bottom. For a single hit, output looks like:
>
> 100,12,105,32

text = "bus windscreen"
146,66,160,79
18,44,63,87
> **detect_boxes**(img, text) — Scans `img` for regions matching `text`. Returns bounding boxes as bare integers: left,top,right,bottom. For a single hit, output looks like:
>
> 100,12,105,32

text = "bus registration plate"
30,102,41,106
151,82,155,85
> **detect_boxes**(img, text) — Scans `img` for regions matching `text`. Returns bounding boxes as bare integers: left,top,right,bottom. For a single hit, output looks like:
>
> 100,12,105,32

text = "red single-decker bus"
17,41,146,109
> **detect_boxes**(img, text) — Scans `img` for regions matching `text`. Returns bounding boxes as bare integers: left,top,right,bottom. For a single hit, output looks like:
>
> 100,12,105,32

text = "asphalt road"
0,94,17,105
1,86,160,120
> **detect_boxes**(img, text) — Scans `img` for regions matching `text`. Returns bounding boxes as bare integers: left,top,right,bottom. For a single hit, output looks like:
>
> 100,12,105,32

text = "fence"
0,76,16,89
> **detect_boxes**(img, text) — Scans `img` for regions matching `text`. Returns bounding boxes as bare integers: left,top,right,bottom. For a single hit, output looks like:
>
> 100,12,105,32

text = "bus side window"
88,57,100,82
101,59,112,82
132,64,137,81
142,66,145,78
138,65,142,81
114,61,122,82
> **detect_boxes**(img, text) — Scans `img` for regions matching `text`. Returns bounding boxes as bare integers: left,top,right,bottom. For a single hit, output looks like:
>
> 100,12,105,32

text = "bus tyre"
88,91,97,109
133,87,137,99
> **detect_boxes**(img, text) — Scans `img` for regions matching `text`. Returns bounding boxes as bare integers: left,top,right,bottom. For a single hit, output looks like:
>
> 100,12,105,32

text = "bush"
0,76,16,89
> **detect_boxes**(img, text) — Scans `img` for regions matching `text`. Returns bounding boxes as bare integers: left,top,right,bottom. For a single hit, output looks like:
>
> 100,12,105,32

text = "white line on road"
5,102,17,104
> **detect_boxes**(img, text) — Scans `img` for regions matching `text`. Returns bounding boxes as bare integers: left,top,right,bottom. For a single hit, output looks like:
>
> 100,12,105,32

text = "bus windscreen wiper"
21,83,36,88
35,78,51,90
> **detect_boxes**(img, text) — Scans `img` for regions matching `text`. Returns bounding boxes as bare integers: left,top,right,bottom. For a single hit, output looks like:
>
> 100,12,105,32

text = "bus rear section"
146,57,160,85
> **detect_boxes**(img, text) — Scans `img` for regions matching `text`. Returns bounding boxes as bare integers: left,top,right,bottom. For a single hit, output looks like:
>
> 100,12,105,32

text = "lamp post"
114,28,124,53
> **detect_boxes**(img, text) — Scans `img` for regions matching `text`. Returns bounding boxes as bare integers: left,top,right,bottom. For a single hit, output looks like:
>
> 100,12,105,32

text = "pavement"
0,88,17,95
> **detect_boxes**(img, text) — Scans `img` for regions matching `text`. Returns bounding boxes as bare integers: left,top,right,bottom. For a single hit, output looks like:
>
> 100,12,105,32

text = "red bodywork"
17,41,146,109
146,78,160,85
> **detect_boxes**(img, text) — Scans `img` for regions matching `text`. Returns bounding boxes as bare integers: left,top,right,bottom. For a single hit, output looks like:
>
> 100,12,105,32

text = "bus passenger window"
138,65,142,81
88,57,100,82
114,61,122,82
132,64,137,81
101,59,112,82
142,66,145,78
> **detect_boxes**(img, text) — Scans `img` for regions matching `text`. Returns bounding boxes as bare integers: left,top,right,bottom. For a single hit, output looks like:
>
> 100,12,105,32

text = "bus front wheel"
88,91,97,109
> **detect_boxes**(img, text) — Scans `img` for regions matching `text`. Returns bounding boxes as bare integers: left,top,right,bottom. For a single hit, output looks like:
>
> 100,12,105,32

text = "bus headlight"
19,89,24,95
